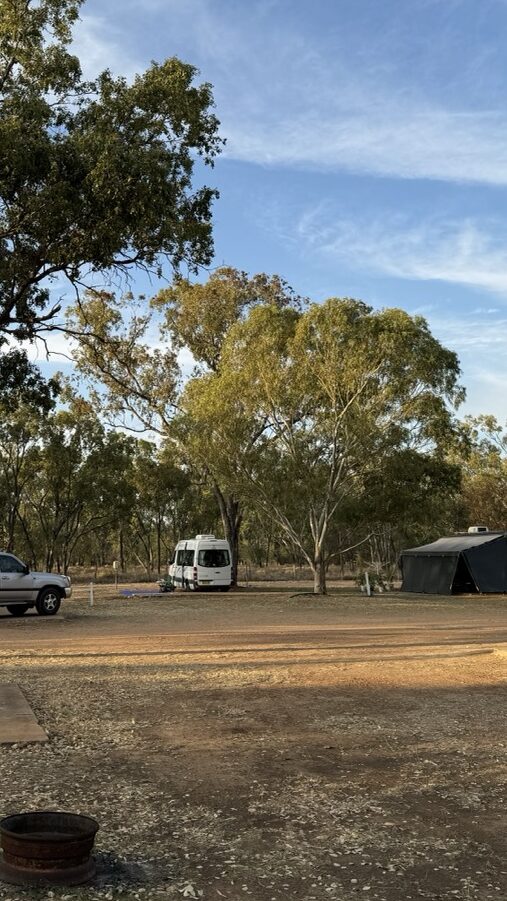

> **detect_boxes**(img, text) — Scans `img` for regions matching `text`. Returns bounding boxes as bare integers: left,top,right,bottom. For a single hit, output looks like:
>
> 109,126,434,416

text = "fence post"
89,581,94,608
364,572,371,597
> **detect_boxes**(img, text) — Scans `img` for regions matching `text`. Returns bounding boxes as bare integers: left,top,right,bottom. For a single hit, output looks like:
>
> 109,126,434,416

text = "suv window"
0,555,27,574
176,549,195,566
198,549,230,568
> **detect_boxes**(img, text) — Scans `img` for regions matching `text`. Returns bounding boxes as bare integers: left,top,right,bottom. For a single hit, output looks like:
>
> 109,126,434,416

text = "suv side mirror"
22,564,29,575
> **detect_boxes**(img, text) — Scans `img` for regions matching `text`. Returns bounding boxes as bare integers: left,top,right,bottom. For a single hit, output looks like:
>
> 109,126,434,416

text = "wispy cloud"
430,314,507,350
71,1,507,186
295,210,507,297
138,1,507,185
224,108,507,186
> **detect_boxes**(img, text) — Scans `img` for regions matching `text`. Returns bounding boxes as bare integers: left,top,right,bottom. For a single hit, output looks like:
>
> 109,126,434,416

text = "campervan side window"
176,549,195,565
198,549,230,568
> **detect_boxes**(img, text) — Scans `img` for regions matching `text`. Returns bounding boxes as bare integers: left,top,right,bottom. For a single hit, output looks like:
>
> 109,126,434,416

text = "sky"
36,0,507,420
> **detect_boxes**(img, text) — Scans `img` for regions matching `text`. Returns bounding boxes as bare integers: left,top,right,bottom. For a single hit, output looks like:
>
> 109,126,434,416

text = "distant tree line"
0,338,504,589
1,266,502,593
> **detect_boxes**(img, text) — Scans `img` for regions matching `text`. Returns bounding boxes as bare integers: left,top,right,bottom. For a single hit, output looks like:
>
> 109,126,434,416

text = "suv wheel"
36,589,61,616
6,605,29,617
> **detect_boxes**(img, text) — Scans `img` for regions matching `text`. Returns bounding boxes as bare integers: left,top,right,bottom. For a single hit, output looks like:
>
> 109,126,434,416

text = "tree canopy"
0,0,222,385
182,298,464,592
67,277,465,592
154,267,305,372
67,268,304,582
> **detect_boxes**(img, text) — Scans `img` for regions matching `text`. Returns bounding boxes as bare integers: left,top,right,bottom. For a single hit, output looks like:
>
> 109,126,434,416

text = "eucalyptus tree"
453,415,507,531
128,441,193,576
67,269,303,583
155,268,304,579
0,401,46,554
24,394,135,572
0,0,221,387
0,370,58,556
183,299,464,593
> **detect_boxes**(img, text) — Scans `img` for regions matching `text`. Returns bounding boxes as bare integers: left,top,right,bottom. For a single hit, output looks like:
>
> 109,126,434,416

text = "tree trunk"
45,543,55,572
213,484,242,586
265,529,271,568
156,514,162,575
6,507,16,552
312,555,327,594
63,547,71,575
16,511,37,570
119,528,125,571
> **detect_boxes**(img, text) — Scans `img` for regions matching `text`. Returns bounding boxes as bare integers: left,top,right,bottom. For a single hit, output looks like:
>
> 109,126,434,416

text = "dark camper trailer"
400,532,507,594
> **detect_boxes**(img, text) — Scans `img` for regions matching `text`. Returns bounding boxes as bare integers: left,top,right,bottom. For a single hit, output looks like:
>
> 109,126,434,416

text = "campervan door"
170,541,195,589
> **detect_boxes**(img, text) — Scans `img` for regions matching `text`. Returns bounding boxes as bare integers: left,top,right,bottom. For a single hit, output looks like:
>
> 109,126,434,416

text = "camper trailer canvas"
400,531,507,594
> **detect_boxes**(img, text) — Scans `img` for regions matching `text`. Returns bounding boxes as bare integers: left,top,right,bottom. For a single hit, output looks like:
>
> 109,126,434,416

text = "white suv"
0,553,72,616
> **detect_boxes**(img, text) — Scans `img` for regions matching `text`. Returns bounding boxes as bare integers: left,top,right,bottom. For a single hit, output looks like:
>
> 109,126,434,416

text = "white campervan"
169,535,232,591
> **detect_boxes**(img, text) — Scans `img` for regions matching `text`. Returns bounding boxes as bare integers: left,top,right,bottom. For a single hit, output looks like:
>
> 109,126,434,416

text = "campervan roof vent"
195,534,216,540
468,526,489,533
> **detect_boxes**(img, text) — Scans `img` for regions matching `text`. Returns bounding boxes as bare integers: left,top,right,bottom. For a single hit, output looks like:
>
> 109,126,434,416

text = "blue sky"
39,0,507,419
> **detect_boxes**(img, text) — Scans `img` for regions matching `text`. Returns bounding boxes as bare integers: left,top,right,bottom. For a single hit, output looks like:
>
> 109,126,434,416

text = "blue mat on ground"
119,589,163,597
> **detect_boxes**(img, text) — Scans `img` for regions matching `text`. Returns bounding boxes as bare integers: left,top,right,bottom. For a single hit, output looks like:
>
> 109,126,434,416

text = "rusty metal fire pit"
0,811,99,886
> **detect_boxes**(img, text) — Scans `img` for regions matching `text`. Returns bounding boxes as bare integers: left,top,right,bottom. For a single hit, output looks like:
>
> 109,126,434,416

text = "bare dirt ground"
0,586,505,901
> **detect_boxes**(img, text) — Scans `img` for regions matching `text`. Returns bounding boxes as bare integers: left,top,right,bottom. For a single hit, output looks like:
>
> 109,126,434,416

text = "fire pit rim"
0,811,99,842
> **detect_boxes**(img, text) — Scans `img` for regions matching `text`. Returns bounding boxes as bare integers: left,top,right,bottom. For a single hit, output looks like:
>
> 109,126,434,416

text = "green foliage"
154,266,304,372
67,290,179,431
184,298,463,592
66,269,303,582
0,348,58,413
454,416,507,531
0,384,209,574
128,440,196,574
360,449,462,541
66,270,466,590
25,394,136,570
0,0,221,389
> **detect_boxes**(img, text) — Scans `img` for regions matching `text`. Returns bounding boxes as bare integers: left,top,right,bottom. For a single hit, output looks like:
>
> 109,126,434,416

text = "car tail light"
193,567,198,582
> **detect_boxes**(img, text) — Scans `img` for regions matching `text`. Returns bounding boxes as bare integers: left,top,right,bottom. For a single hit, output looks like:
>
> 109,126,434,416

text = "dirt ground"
0,586,505,901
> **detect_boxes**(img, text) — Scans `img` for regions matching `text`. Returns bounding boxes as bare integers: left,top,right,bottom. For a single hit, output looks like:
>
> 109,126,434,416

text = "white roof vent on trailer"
467,526,489,533
195,534,216,540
